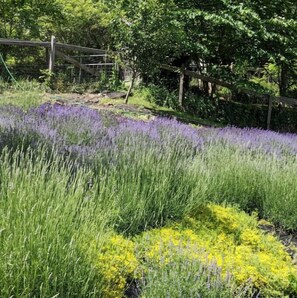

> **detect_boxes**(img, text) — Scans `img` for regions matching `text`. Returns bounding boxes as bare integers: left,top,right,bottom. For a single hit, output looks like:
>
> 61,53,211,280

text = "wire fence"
0,57,119,84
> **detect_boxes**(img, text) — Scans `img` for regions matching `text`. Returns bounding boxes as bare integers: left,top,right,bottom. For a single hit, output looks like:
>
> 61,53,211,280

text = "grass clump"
0,79,47,109
200,145,297,229
0,148,108,297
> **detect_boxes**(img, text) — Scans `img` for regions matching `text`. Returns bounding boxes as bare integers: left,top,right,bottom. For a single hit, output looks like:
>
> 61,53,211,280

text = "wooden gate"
0,36,118,82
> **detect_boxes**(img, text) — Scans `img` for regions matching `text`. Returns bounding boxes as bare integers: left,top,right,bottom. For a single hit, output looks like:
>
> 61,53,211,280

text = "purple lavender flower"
0,103,296,161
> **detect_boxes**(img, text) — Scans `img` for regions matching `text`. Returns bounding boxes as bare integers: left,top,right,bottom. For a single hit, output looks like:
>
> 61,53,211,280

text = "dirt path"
43,92,154,119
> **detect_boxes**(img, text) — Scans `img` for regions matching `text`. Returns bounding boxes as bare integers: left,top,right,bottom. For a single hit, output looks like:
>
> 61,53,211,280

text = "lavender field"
0,103,297,297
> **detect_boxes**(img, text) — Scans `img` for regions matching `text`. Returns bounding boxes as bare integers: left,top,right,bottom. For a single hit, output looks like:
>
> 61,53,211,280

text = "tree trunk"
125,71,136,104
179,66,185,110
279,63,289,97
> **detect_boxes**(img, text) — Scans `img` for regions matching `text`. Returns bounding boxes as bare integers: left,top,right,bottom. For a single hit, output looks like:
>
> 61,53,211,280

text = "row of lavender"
0,103,297,230
1,103,297,157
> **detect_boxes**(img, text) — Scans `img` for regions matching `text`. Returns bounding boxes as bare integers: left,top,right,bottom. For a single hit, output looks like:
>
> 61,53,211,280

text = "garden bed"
0,102,296,297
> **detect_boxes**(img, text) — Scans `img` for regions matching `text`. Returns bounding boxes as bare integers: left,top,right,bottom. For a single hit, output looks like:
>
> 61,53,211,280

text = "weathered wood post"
266,94,273,130
78,57,82,83
179,65,185,110
49,35,56,73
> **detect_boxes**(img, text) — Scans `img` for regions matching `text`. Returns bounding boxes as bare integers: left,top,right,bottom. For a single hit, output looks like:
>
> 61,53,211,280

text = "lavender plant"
0,103,296,231
0,148,108,297
140,259,255,298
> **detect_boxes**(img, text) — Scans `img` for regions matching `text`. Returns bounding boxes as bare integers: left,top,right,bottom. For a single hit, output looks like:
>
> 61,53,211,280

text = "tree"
107,0,184,102
107,0,297,99
53,0,111,48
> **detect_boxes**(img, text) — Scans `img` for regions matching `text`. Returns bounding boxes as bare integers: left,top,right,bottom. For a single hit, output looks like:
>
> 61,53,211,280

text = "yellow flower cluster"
84,205,297,297
92,235,139,298
137,205,297,297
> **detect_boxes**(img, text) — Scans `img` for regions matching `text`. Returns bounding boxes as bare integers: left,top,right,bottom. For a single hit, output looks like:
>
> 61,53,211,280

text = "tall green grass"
0,148,110,297
0,79,46,109
198,147,297,229
91,147,206,235
91,143,297,233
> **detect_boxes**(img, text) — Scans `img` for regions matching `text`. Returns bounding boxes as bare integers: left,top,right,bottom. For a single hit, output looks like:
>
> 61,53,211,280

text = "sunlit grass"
0,80,47,109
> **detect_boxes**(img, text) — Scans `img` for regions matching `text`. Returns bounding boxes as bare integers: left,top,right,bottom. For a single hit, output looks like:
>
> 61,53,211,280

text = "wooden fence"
1,37,296,129
161,64,297,130
0,36,117,81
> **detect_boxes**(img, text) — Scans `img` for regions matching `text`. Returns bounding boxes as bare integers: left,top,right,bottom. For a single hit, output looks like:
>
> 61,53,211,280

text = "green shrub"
138,84,179,109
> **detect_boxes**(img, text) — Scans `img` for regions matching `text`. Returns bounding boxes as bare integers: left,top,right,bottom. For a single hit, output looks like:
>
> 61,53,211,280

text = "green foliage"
249,63,280,95
0,148,107,297
108,0,182,75
108,0,297,99
137,84,179,109
2,0,297,99
53,0,111,48
216,99,297,132
0,79,46,109
94,144,204,235
200,146,297,229
0,0,61,39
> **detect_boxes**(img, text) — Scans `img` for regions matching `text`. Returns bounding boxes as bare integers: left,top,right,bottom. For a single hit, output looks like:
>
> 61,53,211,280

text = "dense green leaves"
1,0,297,96
0,0,61,39
106,0,297,96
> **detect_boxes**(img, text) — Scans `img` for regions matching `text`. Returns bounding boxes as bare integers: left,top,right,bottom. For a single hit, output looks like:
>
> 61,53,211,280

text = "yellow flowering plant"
136,204,297,297
85,234,140,298
83,204,297,297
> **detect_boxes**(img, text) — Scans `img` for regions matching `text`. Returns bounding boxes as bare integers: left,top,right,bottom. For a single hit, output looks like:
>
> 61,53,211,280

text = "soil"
43,92,153,116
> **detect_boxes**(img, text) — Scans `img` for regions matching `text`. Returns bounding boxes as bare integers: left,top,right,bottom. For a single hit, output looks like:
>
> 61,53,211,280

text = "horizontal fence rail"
0,38,107,55
160,64,297,130
161,64,269,98
0,37,118,82
160,64,297,107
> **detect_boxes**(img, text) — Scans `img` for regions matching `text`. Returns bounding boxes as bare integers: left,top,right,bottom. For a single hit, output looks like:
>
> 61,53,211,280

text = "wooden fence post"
179,66,185,110
266,94,273,130
49,35,56,73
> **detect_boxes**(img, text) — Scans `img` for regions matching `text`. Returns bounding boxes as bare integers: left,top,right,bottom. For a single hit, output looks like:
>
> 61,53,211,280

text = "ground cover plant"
0,103,297,297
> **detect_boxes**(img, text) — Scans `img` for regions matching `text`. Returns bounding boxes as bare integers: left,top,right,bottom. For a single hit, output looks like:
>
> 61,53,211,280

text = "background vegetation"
1,1,297,131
